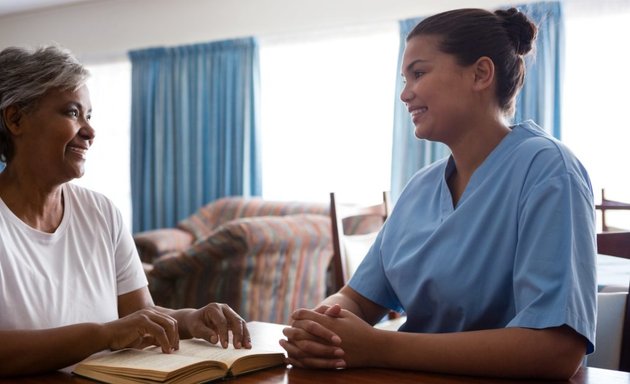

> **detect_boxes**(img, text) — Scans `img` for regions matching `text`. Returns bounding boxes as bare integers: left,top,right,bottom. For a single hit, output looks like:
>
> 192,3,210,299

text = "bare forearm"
321,293,363,316
321,286,388,325
371,326,585,379
0,324,108,377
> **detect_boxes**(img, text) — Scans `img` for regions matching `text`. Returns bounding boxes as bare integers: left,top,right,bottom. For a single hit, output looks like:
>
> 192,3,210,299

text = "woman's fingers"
286,356,346,369
201,304,229,348
279,337,344,359
287,316,342,345
188,303,251,349
142,310,180,351
281,338,347,370
107,308,179,353
281,324,346,369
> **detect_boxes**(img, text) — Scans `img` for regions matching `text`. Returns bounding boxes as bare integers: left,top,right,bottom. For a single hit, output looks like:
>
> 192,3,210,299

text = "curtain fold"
129,38,261,233
390,2,563,200
513,1,564,139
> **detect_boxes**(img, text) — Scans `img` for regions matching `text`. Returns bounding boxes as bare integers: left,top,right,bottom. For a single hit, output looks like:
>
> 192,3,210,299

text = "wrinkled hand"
105,307,180,354
280,304,347,369
181,303,251,349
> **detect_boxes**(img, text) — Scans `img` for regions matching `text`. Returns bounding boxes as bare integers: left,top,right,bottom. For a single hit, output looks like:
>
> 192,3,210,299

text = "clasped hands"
280,304,375,369
104,303,251,353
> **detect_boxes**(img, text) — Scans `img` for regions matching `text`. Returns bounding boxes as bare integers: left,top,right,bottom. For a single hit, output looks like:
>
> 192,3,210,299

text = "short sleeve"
348,226,403,312
113,209,148,295
508,171,597,353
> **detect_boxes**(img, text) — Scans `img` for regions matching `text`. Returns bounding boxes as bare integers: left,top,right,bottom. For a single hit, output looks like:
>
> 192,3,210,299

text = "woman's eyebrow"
404,59,428,73
66,100,92,113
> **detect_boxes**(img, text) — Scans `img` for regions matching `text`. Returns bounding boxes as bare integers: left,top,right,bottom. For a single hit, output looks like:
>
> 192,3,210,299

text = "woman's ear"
2,105,23,135
472,56,495,91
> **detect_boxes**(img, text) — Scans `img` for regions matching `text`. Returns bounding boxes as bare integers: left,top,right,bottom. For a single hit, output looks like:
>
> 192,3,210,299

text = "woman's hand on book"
180,303,252,350
104,307,180,354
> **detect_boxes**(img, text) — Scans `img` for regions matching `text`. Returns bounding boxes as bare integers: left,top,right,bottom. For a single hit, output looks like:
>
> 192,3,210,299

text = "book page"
75,348,222,377
247,321,288,351
74,365,225,384
151,338,281,367
79,348,210,372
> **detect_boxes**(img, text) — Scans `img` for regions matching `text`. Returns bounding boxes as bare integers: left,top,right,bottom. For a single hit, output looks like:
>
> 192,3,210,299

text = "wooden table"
2,364,628,384
2,322,629,384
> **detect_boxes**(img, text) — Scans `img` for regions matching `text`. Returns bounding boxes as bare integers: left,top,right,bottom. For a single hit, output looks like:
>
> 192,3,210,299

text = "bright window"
562,10,630,230
259,23,399,204
72,61,133,229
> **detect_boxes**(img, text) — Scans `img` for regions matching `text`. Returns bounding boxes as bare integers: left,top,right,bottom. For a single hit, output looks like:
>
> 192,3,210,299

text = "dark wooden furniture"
597,231,630,371
2,320,630,384
3,365,629,384
329,191,391,293
597,189,630,232
598,231,630,259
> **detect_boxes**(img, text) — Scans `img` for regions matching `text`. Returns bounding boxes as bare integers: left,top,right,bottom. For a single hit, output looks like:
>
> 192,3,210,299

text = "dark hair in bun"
407,8,538,117
495,8,538,55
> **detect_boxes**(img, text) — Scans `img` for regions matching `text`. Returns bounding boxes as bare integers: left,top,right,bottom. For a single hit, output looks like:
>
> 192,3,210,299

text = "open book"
73,322,286,384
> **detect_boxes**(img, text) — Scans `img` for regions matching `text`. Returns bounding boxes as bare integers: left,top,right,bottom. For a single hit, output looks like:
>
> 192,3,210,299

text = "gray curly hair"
0,45,89,164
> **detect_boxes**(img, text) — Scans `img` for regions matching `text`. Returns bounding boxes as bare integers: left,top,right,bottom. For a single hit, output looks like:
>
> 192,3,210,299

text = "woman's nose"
400,83,413,103
79,121,95,141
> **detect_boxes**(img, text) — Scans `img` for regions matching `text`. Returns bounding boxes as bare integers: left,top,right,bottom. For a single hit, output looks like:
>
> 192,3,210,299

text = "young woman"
280,8,596,380
0,46,251,377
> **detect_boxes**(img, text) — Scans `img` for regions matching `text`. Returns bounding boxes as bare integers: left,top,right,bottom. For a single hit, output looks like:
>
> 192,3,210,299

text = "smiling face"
13,85,94,184
400,35,478,144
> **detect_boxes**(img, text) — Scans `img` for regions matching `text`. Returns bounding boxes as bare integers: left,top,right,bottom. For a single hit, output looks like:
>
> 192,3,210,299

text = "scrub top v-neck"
349,120,597,353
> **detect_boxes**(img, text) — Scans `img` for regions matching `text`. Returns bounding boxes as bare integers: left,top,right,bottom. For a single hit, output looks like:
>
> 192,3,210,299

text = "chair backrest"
329,191,391,293
598,231,630,259
597,189,630,232
588,232,630,371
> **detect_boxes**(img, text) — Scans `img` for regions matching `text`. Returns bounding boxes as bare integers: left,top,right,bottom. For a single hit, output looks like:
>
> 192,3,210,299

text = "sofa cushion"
177,196,329,240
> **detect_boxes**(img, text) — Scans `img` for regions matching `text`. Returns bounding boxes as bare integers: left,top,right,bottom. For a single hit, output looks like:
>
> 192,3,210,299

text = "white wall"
0,0,535,63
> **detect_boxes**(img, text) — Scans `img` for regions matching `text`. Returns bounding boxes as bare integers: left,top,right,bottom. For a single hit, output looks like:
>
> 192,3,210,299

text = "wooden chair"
329,191,391,293
598,231,630,259
588,232,630,371
597,189,630,232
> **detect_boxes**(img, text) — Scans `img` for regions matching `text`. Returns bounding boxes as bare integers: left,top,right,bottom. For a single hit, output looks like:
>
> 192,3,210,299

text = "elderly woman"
0,45,251,377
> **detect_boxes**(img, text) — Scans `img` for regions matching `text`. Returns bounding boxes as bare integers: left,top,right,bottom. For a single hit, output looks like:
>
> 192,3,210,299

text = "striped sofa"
147,214,332,324
136,196,332,324
134,196,329,264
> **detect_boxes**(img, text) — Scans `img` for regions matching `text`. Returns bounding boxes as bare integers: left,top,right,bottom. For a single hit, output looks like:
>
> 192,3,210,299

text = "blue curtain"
129,38,261,232
390,2,563,200
513,1,564,139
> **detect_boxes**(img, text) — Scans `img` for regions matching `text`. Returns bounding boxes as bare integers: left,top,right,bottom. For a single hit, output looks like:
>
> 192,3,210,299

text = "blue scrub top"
349,121,597,353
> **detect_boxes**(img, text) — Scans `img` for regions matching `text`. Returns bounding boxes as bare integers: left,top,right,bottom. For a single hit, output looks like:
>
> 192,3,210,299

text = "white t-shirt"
0,183,147,329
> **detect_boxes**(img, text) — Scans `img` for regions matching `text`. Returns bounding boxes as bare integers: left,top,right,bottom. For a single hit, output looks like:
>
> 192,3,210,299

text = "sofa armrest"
146,251,192,308
133,228,194,264
149,250,201,279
